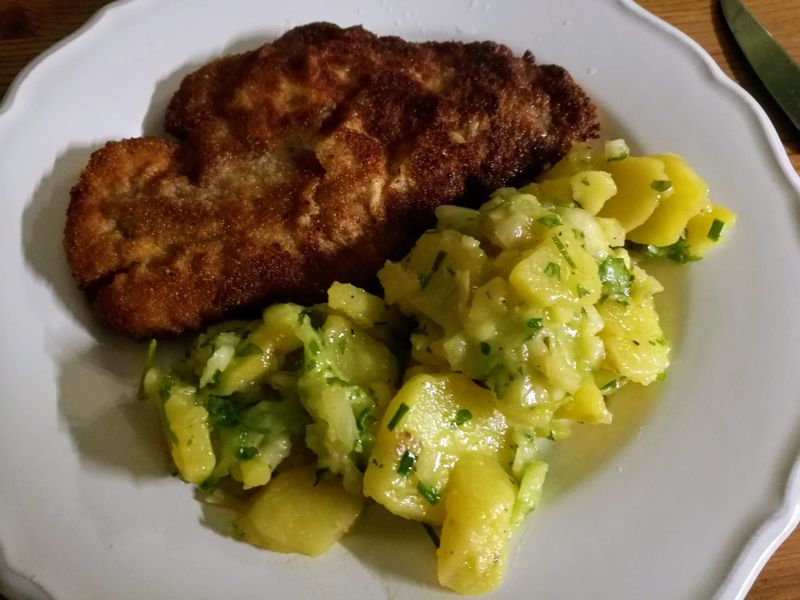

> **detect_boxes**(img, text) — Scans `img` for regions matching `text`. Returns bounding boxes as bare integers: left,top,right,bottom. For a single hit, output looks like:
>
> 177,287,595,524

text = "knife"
720,0,800,132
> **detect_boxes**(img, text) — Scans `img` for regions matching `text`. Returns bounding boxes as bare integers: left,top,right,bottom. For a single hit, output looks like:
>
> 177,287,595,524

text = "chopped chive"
544,262,560,278
707,218,724,241
581,176,590,186
387,402,410,431
601,379,619,392
235,341,263,357
417,482,441,505
536,214,561,228
419,250,448,289
138,339,158,400
356,406,375,432
454,409,472,426
552,235,576,268
527,318,544,333
650,179,672,192
577,285,590,298
480,341,491,355
422,523,441,548
397,451,417,476
601,377,628,394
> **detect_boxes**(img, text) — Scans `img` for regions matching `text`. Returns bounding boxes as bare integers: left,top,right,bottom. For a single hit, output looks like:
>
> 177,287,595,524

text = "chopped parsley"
527,318,544,333
635,237,699,264
206,395,239,426
598,256,631,303
236,446,258,461
544,262,560,278
454,409,473,426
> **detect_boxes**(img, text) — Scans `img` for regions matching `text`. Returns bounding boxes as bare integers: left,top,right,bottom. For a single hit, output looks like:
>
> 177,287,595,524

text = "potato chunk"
627,153,710,246
598,267,669,385
437,456,517,595
685,203,737,258
363,374,509,524
162,385,215,485
599,157,670,231
235,466,364,557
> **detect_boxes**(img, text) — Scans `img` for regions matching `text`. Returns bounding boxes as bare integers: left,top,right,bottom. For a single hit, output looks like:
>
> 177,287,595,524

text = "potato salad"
140,140,735,594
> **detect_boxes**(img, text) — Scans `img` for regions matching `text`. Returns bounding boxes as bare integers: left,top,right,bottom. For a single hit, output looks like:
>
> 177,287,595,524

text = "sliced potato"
685,203,737,258
598,267,669,385
162,385,216,485
627,153,710,246
437,455,517,595
554,378,612,424
235,466,363,557
509,226,601,308
570,170,617,215
598,156,670,231
363,374,509,524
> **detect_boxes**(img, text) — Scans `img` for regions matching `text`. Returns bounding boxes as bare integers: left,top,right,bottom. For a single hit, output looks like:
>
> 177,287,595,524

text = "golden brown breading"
64,23,599,337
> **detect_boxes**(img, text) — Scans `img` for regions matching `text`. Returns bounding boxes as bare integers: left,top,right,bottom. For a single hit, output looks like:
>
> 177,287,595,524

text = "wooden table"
0,1,798,598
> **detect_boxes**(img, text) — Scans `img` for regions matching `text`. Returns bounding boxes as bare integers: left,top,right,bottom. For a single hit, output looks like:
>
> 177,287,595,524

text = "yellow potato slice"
235,466,363,557
437,455,517,595
598,157,670,231
627,153,711,246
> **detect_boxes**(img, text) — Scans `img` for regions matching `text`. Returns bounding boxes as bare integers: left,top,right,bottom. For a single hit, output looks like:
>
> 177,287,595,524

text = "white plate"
2,1,799,598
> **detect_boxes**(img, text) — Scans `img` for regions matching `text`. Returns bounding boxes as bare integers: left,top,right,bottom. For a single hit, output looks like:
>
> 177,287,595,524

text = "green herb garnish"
387,402,410,431
454,409,473,426
650,180,672,192
417,482,441,505
480,341,491,355
636,237,699,264
707,218,724,241
598,256,631,303
397,451,417,476
206,395,239,426
419,250,448,289
537,214,561,228
552,235,576,268
527,318,543,333
236,446,258,461
544,262,560,278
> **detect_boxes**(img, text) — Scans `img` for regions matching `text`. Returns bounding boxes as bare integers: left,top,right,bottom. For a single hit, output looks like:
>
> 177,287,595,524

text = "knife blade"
720,0,800,132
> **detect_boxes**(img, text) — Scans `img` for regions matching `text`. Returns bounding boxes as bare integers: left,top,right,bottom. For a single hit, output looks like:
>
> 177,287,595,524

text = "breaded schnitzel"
64,23,599,338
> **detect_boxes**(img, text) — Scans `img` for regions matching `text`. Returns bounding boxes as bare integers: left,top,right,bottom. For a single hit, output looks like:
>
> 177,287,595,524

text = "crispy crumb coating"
64,23,599,337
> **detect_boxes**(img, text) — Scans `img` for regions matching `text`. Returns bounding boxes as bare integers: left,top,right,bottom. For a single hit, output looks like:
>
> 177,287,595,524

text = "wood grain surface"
0,1,798,599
